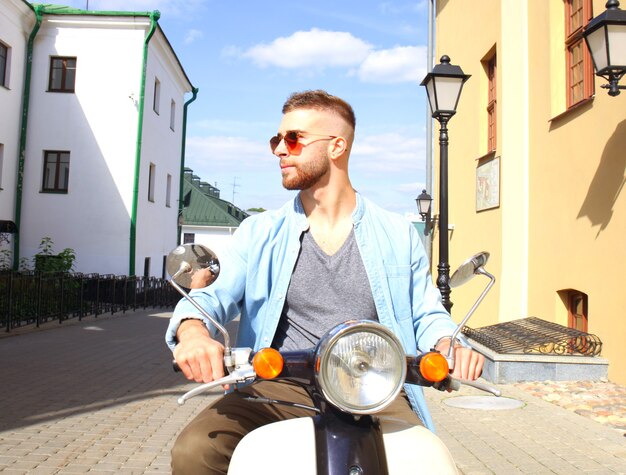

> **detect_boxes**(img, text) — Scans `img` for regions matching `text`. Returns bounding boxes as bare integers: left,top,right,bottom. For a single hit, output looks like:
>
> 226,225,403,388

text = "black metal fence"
462,316,603,356
0,271,180,332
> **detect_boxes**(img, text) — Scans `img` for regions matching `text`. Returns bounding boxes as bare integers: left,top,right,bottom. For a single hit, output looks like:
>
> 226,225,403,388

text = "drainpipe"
177,87,198,245
13,4,43,271
424,0,436,263
129,10,160,275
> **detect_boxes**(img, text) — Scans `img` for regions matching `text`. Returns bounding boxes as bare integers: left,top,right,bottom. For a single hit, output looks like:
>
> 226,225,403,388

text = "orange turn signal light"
252,348,284,379
419,352,450,382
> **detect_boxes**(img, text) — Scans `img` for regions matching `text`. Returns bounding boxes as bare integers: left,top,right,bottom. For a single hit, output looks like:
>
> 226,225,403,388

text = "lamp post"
420,55,470,312
583,0,626,96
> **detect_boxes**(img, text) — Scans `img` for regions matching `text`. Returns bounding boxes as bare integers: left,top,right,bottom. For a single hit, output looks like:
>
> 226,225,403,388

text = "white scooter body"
228,415,458,474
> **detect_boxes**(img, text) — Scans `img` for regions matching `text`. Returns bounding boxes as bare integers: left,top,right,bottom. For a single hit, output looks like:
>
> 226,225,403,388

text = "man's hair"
282,90,356,130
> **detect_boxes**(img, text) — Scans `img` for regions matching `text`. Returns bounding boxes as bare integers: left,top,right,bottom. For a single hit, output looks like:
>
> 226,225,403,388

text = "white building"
0,2,195,277
0,0,34,241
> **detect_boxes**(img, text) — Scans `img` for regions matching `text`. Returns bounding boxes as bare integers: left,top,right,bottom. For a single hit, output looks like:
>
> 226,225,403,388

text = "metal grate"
462,317,602,356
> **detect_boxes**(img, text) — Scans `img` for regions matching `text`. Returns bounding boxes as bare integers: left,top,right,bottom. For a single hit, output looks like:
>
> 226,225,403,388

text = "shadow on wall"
577,119,626,236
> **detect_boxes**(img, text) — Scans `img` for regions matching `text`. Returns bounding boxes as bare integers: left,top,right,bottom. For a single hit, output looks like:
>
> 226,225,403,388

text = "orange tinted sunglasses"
269,130,337,154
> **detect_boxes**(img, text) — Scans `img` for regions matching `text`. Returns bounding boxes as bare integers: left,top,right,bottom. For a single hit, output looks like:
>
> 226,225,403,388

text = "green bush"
33,237,76,273
0,249,11,271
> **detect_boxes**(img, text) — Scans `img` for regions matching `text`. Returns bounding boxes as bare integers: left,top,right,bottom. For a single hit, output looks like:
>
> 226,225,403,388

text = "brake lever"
446,376,501,397
177,366,257,405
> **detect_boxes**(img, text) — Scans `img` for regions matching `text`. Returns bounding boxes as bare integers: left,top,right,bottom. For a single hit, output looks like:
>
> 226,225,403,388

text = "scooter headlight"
315,320,406,414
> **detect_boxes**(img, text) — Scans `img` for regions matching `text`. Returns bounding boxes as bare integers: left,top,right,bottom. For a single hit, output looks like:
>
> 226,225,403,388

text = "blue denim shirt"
166,192,456,430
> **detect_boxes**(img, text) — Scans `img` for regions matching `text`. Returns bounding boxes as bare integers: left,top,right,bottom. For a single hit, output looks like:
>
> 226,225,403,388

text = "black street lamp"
416,189,433,232
583,0,626,96
420,55,470,313
416,189,434,236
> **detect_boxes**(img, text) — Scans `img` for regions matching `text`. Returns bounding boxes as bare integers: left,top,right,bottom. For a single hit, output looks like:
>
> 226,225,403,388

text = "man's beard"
282,151,330,191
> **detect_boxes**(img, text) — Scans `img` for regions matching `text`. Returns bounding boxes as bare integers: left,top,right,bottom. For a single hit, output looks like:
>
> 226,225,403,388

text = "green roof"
182,175,249,227
30,3,153,16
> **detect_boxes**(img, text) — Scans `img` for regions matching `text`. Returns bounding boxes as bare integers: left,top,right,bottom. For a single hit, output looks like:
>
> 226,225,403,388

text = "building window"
48,56,76,92
153,78,160,114
183,233,195,244
486,54,497,152
0,144,4,189
170,99,176,131
0,42,9,88
42,151,70,193
565,0,594,107
148,163,156,202
166,173,172,207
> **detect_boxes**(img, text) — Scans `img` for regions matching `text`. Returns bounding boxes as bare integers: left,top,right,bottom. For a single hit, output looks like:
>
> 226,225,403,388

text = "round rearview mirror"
449,252,489,288
166,243,220,289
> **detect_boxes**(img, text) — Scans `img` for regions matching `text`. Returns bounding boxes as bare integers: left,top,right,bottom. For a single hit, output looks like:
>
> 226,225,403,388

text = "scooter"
166,244,500,474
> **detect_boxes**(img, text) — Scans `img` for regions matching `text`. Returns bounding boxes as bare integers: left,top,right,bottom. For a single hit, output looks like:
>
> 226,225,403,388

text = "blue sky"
64,0,432,215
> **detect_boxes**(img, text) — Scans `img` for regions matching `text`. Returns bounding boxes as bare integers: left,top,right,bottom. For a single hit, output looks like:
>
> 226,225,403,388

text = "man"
166,90,484,474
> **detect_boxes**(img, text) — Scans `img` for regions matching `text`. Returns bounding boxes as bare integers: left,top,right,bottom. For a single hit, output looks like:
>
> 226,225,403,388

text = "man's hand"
435,337,484,380
173,319,225,383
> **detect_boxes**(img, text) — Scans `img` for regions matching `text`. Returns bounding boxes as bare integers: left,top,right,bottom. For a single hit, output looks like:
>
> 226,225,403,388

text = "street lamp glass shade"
420,56,471,119
583,1,626,74
425,76,465,115
585,23,626,72
416,190,432,217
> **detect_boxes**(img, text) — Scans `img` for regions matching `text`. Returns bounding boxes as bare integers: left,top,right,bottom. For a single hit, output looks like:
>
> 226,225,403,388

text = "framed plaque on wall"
476,156,500,211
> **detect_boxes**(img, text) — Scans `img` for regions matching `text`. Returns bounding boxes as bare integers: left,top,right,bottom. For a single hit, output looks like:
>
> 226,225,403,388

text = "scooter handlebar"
171,360,235,380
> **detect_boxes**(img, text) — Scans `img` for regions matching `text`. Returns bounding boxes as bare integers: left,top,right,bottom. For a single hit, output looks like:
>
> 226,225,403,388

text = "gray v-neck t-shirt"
272,229,378,351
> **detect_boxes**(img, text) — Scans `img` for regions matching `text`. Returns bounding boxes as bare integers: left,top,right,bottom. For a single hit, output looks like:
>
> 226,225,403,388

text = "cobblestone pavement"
1,309,625,474
425,383,626,474
514,380,626,434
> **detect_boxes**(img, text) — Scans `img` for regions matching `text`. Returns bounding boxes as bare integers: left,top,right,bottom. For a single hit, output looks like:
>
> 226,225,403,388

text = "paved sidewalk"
1,309,625,474
0,309,212,475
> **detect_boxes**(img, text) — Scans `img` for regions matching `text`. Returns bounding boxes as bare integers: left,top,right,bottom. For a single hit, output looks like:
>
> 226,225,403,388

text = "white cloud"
190,118,275,135
237,29,372,70
230,29,425,84
351,131,426,174
186,135,274,173
184,29,203,45
357,46,426,84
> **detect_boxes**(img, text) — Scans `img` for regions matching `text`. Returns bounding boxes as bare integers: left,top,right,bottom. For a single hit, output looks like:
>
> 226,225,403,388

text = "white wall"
180,225,238,262
20,15,150,274
0,0,34,253
135,29,189,278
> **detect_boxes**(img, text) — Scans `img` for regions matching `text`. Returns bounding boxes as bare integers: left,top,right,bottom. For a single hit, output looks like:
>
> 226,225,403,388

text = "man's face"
273,109,335,191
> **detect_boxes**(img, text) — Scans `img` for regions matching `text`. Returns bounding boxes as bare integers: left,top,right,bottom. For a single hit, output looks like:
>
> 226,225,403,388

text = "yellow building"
430,0,626,385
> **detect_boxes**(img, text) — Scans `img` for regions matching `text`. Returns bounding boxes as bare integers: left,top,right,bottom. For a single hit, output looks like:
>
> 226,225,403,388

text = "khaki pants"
171,380,423,475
